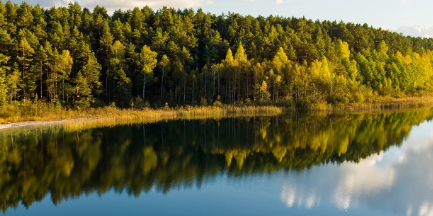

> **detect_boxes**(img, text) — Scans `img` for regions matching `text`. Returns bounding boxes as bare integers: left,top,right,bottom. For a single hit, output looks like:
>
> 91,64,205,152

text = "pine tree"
17,37,34,101
74,71,92,108
80,53,101,97
34,45,47,99
0,54,10,105
99,19,114,94
7,63,21,102
17,2,33,29
109,40,128,103
0,1,432,108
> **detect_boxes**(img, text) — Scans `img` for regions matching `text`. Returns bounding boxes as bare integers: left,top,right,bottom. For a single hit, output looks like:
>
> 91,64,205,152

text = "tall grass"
1,95,433,126
311,96,433,111
0,103,283,125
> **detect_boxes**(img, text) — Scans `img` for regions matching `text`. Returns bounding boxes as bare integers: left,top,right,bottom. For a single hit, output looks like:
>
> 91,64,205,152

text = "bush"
353,93,365,103
200,97,208,106
213,96,223,108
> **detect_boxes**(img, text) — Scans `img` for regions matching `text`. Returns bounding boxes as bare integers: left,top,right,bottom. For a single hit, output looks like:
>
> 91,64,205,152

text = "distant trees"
1,1,433,109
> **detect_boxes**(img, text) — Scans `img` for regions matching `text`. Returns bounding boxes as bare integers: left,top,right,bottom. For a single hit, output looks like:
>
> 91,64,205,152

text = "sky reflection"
280,120,433,216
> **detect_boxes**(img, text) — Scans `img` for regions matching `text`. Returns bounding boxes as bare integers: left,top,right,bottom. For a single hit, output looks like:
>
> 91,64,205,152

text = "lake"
1,108,433,216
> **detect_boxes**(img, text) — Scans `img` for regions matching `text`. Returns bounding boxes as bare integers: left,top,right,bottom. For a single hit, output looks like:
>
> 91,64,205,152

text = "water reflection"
280,118,433,216
0,108,432,215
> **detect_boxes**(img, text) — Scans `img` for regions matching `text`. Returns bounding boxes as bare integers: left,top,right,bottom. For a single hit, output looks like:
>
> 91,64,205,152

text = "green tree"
17,37,34,101
0,54,10,105
74,71,92,108
80,53,102,97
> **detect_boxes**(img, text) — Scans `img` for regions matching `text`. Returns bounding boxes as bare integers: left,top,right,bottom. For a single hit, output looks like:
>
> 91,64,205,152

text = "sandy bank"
0,118,96,130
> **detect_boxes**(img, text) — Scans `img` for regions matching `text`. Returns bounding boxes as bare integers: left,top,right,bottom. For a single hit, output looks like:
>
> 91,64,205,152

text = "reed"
310,96,433,111
1,96,433,126
0,105,284,134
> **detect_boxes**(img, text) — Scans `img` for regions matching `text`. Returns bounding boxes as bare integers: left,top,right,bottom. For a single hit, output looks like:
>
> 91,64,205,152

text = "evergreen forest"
1,1,433,110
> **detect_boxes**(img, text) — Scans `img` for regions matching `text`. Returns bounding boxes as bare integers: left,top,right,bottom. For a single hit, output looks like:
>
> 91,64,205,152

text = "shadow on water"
0,108,433,213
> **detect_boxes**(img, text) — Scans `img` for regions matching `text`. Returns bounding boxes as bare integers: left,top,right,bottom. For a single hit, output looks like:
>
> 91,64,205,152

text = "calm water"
1,109,433,216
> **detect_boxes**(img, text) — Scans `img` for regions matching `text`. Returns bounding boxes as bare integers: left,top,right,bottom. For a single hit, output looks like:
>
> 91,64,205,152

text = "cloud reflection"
280,122,433,216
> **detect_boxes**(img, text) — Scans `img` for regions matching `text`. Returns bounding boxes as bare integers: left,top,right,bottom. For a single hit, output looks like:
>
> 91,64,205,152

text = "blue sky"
14,0,433,37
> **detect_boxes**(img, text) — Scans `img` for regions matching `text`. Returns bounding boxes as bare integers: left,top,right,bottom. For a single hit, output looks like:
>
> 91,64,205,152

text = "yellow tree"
58,50,73,102
223,48,235,102
272,47,288,101
158,55,170,101
234,42,248,101
138,45,157,100
256,80,270,103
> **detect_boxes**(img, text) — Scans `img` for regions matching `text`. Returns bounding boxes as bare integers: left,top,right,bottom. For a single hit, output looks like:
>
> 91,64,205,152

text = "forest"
0,109,432,212
1,1,433,111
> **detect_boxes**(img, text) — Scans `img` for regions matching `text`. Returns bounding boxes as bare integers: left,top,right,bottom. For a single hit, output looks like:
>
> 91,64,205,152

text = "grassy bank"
311,96,433,111
1,104,432,137
1,96,433,126
0,104,283,125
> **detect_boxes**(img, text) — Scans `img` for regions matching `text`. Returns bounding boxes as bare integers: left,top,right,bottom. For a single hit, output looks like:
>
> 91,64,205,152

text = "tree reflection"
0,108,432,212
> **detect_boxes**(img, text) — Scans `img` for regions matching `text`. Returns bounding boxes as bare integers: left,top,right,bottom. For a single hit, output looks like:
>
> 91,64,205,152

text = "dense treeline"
0,109,432,211
1,1,433,109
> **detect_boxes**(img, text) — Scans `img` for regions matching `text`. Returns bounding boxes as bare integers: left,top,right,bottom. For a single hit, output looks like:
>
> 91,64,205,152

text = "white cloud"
280,121,433,216
276,0,283,4
395,25,433,38
80,0,213,10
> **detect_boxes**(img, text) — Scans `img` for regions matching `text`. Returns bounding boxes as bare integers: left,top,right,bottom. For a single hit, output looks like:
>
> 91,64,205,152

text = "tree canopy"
1,1,433,109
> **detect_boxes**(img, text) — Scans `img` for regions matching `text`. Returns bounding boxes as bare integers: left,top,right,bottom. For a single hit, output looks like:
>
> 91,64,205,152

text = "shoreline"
0,106,284,131
1,97,433,131
0,118,98,130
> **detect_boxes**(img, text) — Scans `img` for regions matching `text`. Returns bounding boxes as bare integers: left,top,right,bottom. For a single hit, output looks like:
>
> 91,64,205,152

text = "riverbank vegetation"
0,102,283,124
1,1,433,115
1,96,433,124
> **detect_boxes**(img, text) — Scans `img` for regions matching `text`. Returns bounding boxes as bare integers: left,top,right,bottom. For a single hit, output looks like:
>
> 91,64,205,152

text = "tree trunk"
40,61,43,100
54,67,58,100
273,82,275,103
246,72,249,100
183,76,186,104
106,70,109,101
204,69,207,100
254,74,257,102
217,71,220,97
142,73,146,100
161,67,164,102
22,49,25,101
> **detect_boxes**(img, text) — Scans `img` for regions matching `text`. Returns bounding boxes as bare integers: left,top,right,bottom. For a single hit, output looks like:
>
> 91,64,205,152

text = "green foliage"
0,1,433,111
